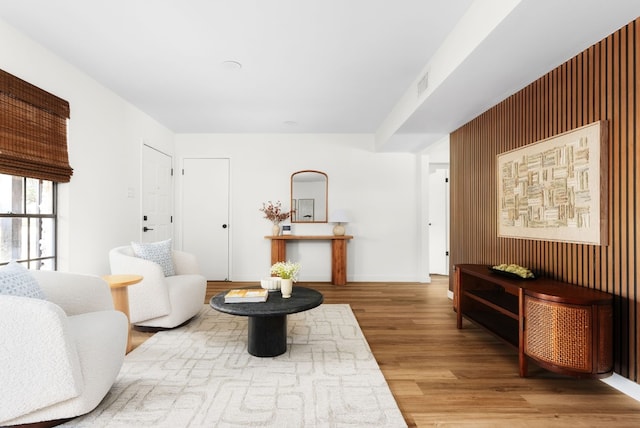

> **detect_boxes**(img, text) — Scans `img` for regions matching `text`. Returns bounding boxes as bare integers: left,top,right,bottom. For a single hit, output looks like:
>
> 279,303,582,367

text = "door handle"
143,227,154,232
222,224,228,229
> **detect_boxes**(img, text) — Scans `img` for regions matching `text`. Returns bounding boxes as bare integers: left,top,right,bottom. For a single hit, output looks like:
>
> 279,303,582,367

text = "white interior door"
182,158,230,280
141,145,173,243
429,168,450,275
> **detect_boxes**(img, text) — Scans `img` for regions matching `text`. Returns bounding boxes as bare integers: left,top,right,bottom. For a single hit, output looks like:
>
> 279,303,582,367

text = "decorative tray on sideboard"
488,267,536,280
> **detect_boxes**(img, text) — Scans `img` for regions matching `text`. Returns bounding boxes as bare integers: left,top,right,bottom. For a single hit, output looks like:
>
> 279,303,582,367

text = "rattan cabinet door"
524,295,592,374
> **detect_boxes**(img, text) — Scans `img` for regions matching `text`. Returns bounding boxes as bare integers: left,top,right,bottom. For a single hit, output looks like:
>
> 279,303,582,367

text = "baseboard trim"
601,373,640,402
445,288,640,402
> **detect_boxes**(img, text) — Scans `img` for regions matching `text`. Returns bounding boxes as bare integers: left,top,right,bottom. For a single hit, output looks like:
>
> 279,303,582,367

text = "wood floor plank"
129,277,640,427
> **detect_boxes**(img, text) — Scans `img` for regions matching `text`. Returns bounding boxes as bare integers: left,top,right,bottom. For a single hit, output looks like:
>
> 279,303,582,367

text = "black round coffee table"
210,286,323,357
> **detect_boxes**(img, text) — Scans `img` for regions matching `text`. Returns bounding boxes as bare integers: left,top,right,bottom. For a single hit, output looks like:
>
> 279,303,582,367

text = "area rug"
63,304,406,428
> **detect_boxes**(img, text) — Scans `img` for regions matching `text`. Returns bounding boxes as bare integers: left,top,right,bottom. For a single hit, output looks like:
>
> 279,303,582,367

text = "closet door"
141,145,173,243
429,167,450,275
182,158,230,280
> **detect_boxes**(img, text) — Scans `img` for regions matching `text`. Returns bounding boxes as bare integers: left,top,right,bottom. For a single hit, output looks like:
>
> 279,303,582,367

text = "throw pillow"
131,239,175,276
0,261,46,299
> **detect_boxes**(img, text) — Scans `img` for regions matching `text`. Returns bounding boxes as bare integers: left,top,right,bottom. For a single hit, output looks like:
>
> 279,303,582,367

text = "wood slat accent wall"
450,18,639,382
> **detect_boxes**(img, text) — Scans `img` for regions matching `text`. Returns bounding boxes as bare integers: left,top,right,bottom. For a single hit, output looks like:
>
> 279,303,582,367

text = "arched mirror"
290,170,328,223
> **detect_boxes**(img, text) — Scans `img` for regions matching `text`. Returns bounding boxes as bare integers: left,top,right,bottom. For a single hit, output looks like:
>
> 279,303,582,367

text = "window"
0,174,56,269
0,69,70,270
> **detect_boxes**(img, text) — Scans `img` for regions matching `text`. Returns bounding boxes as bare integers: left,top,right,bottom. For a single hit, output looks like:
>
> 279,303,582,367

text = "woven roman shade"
0,69,72,182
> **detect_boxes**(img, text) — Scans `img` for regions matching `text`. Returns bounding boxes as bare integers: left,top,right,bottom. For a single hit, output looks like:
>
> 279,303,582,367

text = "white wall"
175,134,424,282
0,18,174,274
423,135,450,163
1,17,433,282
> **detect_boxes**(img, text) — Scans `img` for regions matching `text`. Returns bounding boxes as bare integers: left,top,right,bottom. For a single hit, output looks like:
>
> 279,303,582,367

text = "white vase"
280,278,293,298
260,277,281,291
272,224,280,236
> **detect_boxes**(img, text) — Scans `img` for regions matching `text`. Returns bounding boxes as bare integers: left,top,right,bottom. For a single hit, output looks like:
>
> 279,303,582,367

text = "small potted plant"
260,201,293,236
270,260,300,298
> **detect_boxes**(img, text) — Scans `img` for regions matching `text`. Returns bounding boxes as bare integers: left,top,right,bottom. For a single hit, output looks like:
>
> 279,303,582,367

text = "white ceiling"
0,1,639,151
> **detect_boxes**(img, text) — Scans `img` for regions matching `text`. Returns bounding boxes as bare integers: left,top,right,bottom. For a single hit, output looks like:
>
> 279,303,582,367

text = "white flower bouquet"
270,260,301,282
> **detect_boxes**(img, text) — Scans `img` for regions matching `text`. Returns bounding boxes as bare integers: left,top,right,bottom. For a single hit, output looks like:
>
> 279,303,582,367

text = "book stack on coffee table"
224,289,269,303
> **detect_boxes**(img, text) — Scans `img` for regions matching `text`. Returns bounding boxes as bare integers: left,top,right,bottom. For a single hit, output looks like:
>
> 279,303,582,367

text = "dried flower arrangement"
259,200,292,225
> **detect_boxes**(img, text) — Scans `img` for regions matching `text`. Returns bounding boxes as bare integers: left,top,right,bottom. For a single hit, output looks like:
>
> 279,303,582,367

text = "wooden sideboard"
454,264,613,378
265,235,353,285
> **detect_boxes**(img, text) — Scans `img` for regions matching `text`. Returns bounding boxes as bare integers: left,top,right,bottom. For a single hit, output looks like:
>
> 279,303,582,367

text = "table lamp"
329,209,350,236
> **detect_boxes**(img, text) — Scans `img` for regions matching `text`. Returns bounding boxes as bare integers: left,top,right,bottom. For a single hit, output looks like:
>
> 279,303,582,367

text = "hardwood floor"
131,277,640,427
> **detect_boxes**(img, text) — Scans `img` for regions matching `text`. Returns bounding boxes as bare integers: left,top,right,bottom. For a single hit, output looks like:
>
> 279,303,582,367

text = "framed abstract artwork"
497,121,608,245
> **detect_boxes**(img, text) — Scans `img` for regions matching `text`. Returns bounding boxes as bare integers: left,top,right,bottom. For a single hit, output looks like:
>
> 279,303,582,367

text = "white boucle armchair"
109,245,206,329
0,271,128,426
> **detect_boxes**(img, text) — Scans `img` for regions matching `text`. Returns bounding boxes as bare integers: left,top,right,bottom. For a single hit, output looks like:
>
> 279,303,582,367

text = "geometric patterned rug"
63,304,407,427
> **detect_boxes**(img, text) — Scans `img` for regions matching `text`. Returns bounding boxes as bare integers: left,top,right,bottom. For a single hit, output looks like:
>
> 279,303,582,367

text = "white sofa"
0,270,128,426
109,246,206,329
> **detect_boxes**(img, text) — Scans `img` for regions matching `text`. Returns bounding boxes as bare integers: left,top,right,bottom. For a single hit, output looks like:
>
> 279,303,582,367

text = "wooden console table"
454,264,613,378
265,235,353,285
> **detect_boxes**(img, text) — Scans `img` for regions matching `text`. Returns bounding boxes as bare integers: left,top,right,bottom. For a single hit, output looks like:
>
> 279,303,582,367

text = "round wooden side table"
102,274,143,354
